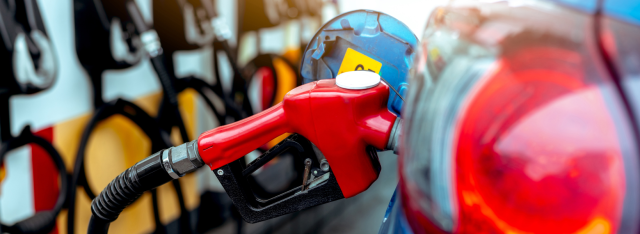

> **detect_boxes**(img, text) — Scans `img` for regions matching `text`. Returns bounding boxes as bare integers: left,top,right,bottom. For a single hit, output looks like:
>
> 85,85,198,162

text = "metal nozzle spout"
386,118,402,154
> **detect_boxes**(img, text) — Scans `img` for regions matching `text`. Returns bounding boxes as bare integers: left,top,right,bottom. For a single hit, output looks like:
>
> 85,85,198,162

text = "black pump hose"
90,151,172,222
88,153,169,234
212,39,254,119
88,140,204,234
128,4,248,234
67,99,180,234
150,54,192,142
88,151,172,234
149,53,201,234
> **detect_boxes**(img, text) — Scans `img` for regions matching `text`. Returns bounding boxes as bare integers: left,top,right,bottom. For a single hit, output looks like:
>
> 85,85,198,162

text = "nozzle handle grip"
198,103,290,169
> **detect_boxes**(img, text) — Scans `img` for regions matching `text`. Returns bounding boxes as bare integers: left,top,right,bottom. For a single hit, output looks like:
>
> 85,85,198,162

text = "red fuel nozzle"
87,74,398,230
197,77,397,198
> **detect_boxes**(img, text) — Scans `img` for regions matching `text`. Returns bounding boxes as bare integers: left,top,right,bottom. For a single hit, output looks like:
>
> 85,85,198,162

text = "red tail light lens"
400,3,640,233
402,45,638,233
455,48,626,233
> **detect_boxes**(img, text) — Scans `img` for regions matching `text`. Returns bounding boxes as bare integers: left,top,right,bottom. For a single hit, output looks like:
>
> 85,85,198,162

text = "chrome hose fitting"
162,140,204,179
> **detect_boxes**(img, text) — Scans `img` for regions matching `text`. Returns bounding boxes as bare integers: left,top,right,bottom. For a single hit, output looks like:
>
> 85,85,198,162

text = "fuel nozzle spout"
387,118,402,155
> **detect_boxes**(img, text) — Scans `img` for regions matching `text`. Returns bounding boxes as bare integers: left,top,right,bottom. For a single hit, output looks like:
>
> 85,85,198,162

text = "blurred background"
0,0,441,234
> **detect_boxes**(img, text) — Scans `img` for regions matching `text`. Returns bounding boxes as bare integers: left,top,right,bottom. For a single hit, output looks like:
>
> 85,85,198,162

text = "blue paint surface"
547,0,598,13
603,0,640,26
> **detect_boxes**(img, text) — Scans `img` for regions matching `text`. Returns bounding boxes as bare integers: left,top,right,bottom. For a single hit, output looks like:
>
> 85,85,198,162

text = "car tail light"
454,47,627,234
400,2,640,234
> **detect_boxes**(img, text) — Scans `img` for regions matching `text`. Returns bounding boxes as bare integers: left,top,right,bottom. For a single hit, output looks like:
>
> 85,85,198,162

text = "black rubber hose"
150,55,180,106
200,74,244,121
211,39,253,120
179,77,230,125
0,126,68,234
88,68,105,109
88,139,209,234
78,100,172,199
220,40,241,76
150,55,192,144
74,4,190,233
87,215,110,234
67,99,171,234
0,95,12,145
149,55,194,234
90,151,173,230
222,39,254,118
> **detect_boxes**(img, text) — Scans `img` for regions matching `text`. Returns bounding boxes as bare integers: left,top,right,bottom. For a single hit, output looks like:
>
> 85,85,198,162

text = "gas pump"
0,0,64,233
152,0,256,232
153,0,253,125
86,9,417,233
0,0,57,98
69,1,193,233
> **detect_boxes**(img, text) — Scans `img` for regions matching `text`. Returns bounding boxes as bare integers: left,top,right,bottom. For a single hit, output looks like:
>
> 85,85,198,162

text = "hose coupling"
162,140,204,179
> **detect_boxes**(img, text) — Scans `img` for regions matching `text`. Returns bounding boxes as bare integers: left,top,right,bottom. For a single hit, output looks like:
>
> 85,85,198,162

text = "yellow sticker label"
337,48,382,75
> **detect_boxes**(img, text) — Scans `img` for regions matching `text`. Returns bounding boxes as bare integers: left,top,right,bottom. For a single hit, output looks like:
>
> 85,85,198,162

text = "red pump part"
197,77,397,198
